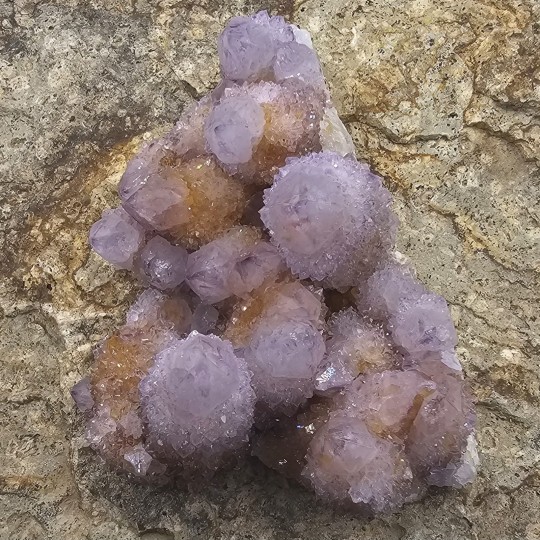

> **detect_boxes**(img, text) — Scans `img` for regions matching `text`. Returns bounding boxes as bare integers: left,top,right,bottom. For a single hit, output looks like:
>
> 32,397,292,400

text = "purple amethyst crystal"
205,95,265,165
186,226,282,304
273,42,325,88
118,138,247,249
356,261,460,378
126,288,192,336
218,11,325,89
89,207,146,269
224,279,327,418
134,236,188,291
70,377,94,413
205,80,325,183
355,262,426,321
124,445,154,476
218,11,294,82
315,308,398,395
140,332,256,473
303,412,425,513
75,10,477,511
407,376,477,487
245,318,326,417
389,292,458,356
404,349,463,380
341,370,437,438
118,139,191,233
261,152,398,288
191,303,219,334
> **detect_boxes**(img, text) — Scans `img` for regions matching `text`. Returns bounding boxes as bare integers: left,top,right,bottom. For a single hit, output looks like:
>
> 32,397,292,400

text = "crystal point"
89,207,146,269
261,152,398,288
140,332,256,473
134,236,188,290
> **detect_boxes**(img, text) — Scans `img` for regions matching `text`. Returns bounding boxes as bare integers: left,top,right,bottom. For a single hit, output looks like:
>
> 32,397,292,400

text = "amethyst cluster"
74,11,477,513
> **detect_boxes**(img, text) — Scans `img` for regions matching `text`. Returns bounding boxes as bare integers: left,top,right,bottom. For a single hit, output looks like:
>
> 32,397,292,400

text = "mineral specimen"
119,149,247,249
206,80,325,183
260,152,398,288
224,279,326,418
304,412,425,513
75,10,477,512
219,11,303,84
134,236,188,290
315,308,398,395
89,207,146,270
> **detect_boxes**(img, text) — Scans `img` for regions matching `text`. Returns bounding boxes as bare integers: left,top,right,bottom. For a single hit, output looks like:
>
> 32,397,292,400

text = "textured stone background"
1,0,539,538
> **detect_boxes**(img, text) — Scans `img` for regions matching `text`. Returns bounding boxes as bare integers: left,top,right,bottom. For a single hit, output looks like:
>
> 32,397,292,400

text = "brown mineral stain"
367,385,435,439
491,364,540,405
223,288,273,347
249,137,292,185
232,92,323,184
0,475,47,491
91,331,155,419
15,135,148,309
223,276,293,347
353,342,397,375
352,64,420,116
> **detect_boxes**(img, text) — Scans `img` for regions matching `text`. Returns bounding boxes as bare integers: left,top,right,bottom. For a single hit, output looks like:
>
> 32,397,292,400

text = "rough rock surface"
1,0,539,539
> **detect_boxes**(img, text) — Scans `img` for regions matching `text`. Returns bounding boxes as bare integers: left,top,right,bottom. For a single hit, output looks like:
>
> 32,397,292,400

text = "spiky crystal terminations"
75,11,478,513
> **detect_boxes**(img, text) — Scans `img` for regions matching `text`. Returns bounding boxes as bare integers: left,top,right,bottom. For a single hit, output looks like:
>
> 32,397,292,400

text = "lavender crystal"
190,303,219,335
186,226,282,304
205,80,325,183
218,12,295,83
224,279,326,418
140,332,256,474
75,10,477,512
260,152,398,288
89,207,146,270
315,308,398,395
304,412,425,513
70,377,94,413
205,95,266,165
273,42,325,88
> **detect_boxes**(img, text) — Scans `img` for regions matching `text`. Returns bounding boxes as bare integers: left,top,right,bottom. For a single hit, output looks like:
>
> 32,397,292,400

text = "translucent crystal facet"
134,236,188,290
205,95,266,165
315,308,398,395
89,207,146,270
218,11,295,83
186,226,282,304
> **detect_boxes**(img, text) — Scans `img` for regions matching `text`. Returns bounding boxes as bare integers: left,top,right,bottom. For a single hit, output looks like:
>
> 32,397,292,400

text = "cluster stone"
76,11,478,511
186,226,283,304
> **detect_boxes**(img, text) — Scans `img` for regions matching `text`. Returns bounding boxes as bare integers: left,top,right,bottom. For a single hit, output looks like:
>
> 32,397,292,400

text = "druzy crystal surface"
140,332,256,475
76,11,478,512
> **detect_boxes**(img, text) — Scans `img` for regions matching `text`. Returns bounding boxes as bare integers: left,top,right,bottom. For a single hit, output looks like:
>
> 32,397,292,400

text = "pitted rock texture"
1,0,539,539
